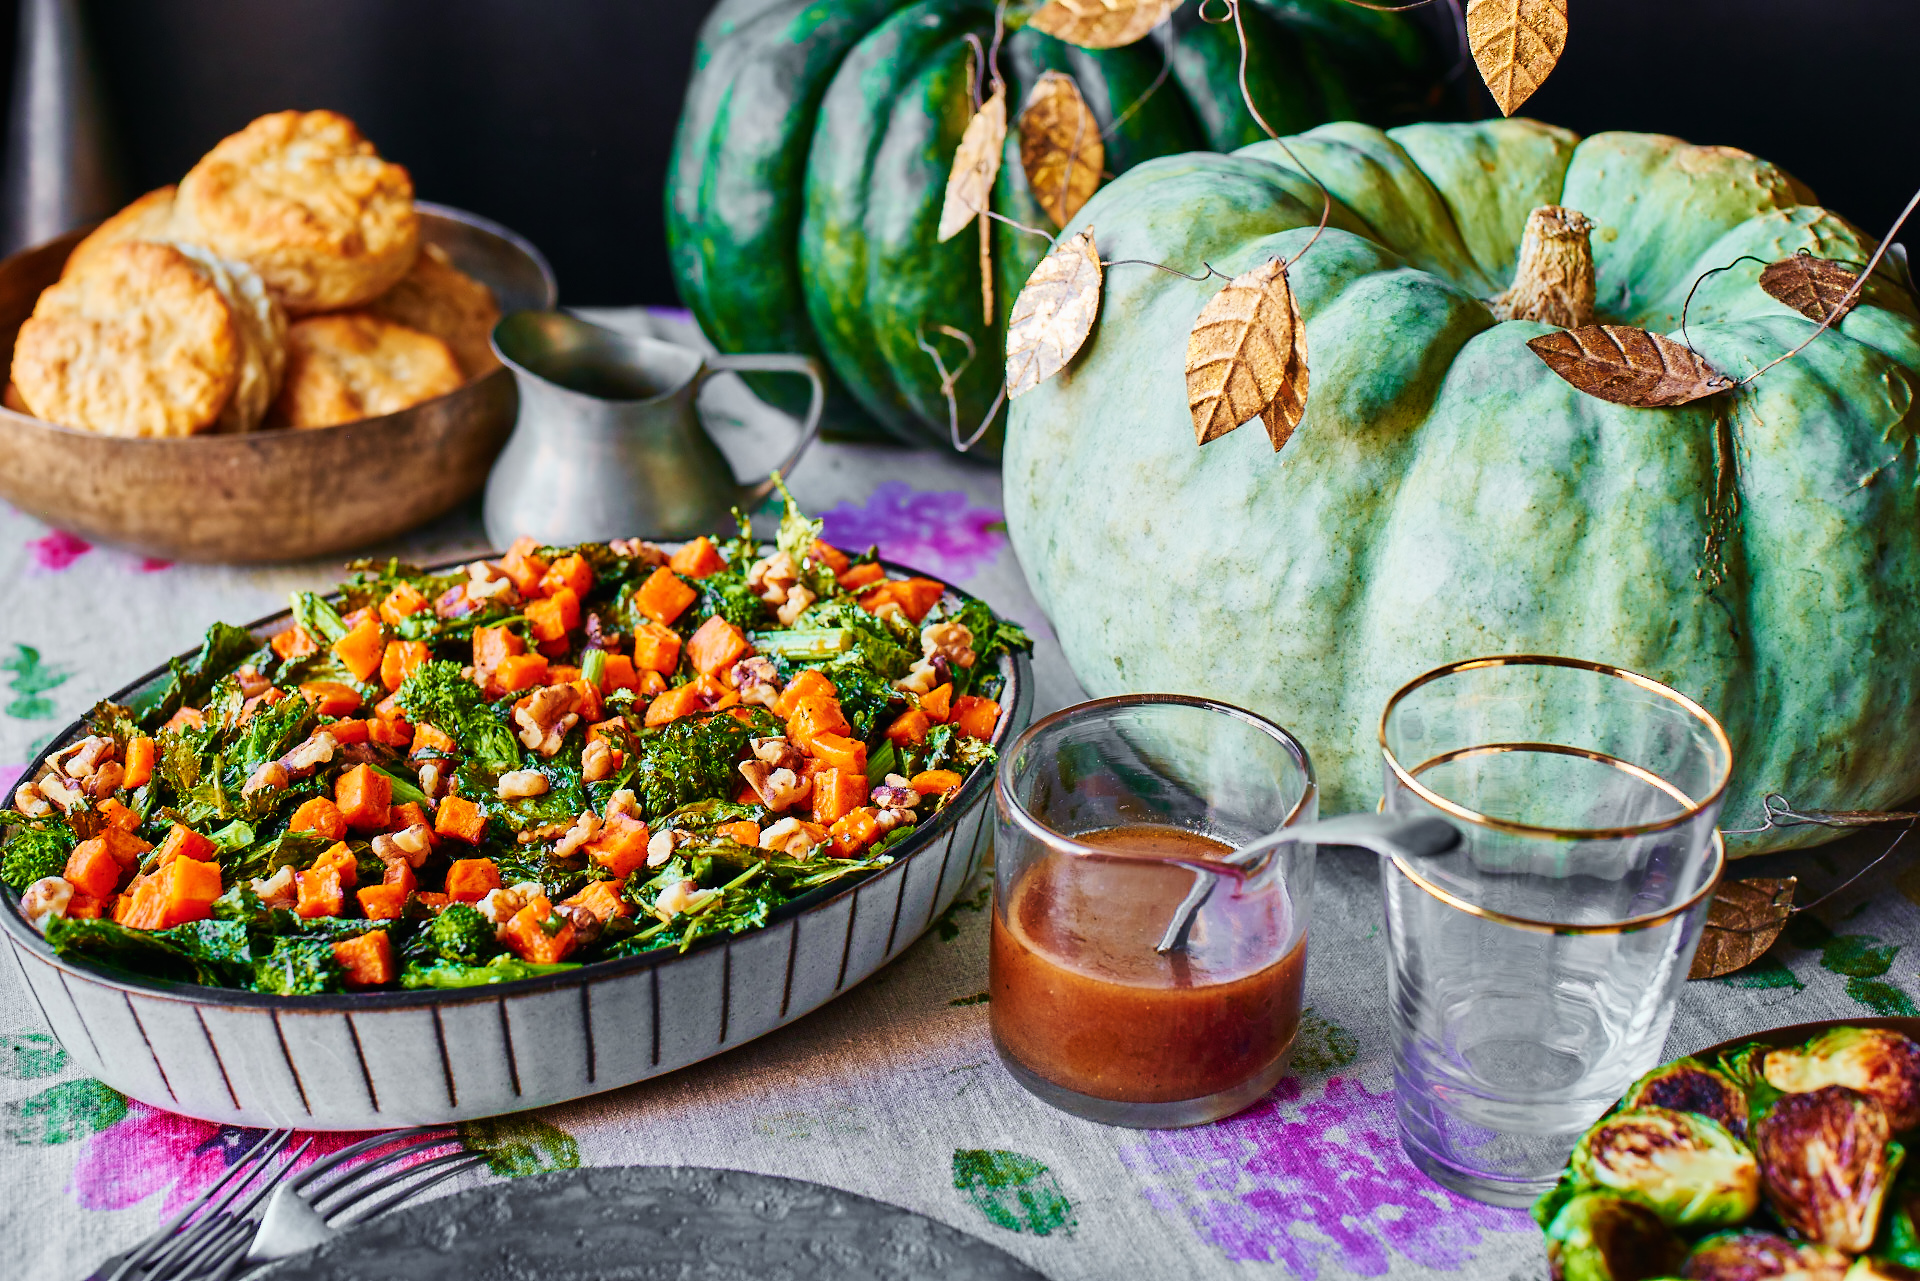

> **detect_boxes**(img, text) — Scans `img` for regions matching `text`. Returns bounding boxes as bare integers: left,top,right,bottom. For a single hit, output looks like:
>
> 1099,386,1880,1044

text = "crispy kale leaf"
290,591,349,645
774,477,837,600
400,956,578,989
395,661,521,774
145,622,264,729
946,598,1031,697
0,815,73,891
817,652,902,740
44,916,253,987
252,937,345,995
617,708,777,820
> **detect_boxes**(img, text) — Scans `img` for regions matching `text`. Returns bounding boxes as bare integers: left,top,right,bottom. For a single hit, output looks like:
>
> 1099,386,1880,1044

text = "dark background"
11,0,1918,305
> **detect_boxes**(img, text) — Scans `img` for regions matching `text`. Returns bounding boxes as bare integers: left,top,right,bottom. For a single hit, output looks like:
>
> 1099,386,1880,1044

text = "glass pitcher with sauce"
990,695,1318,1128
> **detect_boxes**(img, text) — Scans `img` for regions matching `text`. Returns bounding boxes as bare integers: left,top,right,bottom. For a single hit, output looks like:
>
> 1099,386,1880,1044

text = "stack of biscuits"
9,109,501,437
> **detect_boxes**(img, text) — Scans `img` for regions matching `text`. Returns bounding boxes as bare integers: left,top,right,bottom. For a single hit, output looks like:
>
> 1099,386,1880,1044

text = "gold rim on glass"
1378,655,1733,842
996,693,1317,868
1380,827,1726,936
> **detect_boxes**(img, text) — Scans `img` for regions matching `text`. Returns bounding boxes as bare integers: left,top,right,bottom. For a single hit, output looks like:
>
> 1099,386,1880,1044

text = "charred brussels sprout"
1878,1172,1920,1269
1767,1028,1920,1133
1680,1230,1849,1281
1627,1057,1752,1141
1755,1085,1905,1252
1545,1192,1686,1281
1571,1107,1760,1230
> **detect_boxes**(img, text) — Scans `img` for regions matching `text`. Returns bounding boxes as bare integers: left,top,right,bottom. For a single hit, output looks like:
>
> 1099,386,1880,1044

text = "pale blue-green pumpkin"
1003,119,1920,853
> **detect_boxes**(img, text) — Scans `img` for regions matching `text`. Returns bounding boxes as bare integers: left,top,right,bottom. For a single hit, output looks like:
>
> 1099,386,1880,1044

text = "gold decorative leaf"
1465,0,1568,116
1005,227,1103,398
1688,877,1797,980
1528,325,1736,407
1027,0,1179,50
1019,72,1105,228
938,87,1007,244
1759,255,1862,324
1186,258,1306,448
1260,280,1308,451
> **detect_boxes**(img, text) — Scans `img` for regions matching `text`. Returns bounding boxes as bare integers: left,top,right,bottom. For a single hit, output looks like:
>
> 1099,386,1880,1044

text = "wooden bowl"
0,203,556,562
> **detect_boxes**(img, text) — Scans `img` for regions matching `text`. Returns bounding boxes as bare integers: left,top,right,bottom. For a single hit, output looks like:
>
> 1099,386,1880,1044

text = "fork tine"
149,1214,253,1281
289,1125,455,1194
149,1138,308,1281
306,1135,462,1207
103,1129,289,1281
331,1152,491,1227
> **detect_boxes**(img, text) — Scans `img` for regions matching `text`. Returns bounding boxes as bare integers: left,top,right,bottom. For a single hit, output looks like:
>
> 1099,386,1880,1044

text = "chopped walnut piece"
893,659,939,696
655,879,714,918
83,761,125,799
758,817,826,857
36,774,85,815
62,736,116,780
552,812,602,860
738,761,811,812
920,621,976,670
609,538,668,567
253,866,297,910
235,665,274,699
497,769,550,800
747,552,797,605
21,877,72,931
605,788,641,823
871,785,917,811
732,657,782,709
513,684,582,757
750,736,804,770
417,760,448,799
279,730,338,779
12,783,51,818
872,806,916,834
242,761,289,797
646,828,676,868
776,585,816,627
580,737,616,783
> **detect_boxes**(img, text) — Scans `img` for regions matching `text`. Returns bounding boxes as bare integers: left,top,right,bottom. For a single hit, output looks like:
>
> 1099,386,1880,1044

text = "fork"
93,1126,483,1281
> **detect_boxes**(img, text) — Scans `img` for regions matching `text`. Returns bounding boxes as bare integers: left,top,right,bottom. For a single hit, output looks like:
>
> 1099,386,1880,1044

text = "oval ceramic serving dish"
1696,1016,1920,1060
0,202,556,563
0,560,1029,1128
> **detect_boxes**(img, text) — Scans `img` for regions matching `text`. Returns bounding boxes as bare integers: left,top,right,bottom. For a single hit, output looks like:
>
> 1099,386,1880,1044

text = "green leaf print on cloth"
0,1032,68,1079
458,1115,580,1178
952,1149,1076,1236
4,1079,127,1145
1,644,69,720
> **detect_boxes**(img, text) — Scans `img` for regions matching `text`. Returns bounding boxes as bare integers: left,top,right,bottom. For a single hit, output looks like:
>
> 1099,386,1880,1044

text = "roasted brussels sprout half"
1755,1085,1906,1252
1627,1057,1752,1141
1767,1028,1920,1132
1571,1107,1760,1229
1878,1172,1920,1269
1546,1192,1686,1281
1681,1230,1848,1281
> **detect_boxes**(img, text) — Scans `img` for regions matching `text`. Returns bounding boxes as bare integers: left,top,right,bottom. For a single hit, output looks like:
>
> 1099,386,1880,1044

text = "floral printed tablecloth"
3,308,1917,1281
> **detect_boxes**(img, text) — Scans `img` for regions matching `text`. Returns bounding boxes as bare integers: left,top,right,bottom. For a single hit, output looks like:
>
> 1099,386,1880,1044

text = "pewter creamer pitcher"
483,311,824,547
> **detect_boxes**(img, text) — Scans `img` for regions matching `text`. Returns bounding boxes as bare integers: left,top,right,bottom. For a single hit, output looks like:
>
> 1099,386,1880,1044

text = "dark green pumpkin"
667,0,1455,453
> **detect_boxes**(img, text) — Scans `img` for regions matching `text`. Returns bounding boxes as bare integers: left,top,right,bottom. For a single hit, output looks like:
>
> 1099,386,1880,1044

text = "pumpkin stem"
1490,205,1596,328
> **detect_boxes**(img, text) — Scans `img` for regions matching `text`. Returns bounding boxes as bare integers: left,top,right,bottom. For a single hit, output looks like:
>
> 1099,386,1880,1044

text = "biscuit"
275,313,462,428
169,242,287,432
61,186,178,281
365,243,500,378
12,240,241,437
175,110,419,314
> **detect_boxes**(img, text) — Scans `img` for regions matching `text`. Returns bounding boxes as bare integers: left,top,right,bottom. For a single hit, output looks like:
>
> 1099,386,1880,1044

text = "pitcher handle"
699,352,826,504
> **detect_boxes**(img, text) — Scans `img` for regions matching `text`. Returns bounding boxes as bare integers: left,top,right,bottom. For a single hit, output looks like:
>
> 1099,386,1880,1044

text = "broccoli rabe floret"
252,937,343,995
429,904,498,964
0,817,72,891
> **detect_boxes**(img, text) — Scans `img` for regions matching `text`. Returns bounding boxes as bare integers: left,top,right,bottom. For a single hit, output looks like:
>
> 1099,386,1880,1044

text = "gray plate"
260,1166,1048,1281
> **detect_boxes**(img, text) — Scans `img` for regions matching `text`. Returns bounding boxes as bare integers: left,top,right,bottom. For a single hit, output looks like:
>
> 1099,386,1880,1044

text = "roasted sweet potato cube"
434,793,487,844
836,562,885,592
95,798,140,832
313,841,358,889
335,764,392,833
829,806,884,859
122,735,156,789
411,723,457,756
333,931,395,988
774,668,836,719
100,827,153,870
295,866,343,919
635,567,697,626
812,769,870,827
133,856,221,928
382,860,419,896
390,801,431,834
687,615,749,678
271,625,320,661
494,653,549,694
807,539,850,575
155,823,217,864
952,695,1002,741
668,536,726,579
161,707,205,733
885,708,931,748
716,820,761,847
502,895,576,964
327,718,370,745
445,858,501,903
378,582,430,625
332,616,387,683
63,839,125,900
918,684,953,724
562,879,630,923
379,639,431,692
586,815,652,878
540,553,594,600
787,694,851,750
809,732,868,776
646,684,705,727
299,682,362,717
600,654,640,693
356,883,406,920
526,586,581,645
632,622,683,674
500,537,549,596
910,769,964,796
473,624,526,691
289,797,347,841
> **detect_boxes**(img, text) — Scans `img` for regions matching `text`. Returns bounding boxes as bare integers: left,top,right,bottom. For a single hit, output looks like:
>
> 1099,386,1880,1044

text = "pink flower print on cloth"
819,482,1005,583
1120,1076,1529,1277
26,529,91,572
70,1101,411,1216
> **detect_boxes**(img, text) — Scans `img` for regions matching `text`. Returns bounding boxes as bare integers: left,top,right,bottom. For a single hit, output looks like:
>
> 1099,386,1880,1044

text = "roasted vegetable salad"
1,494,1029,994
1536,1025,1920,1279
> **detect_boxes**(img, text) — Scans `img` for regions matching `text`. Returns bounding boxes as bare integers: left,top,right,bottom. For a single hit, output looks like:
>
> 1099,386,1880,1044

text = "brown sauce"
989,824,1306,1105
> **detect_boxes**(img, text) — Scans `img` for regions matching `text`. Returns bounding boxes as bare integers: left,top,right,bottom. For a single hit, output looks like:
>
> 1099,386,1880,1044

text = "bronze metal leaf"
1186,258,1301,447
1005,227,1103,398
937,86,1007,244
1528,325,1736,407
1465,0,1568,117
1759,255,1862,324
1019,72,1104,228
1027,0,1180,50
1689,877,1797,980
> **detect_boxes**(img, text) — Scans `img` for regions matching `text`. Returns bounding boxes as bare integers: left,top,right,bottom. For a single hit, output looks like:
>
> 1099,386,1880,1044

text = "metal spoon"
1154,812,1463,955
